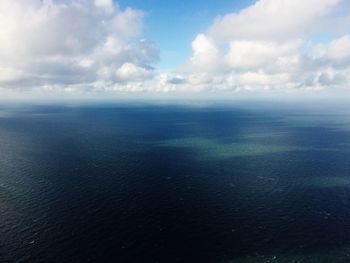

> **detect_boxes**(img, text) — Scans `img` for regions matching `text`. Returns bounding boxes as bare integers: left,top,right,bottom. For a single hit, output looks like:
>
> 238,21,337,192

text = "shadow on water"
1,104,350,262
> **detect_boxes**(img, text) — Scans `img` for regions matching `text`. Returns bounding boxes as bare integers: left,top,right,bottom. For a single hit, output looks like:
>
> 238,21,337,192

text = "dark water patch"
1,104,350,262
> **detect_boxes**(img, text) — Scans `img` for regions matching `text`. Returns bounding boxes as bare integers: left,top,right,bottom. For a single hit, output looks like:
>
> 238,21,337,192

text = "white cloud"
327,35,350,60
0,0,158,90
225,40,301,69
183,34,222,73
94,0,114,13
174,0,350,94
116,63,153,82
208,0,341,41
0,67,24,82
237,71,291,87
313,35,350,63
0,0,350,97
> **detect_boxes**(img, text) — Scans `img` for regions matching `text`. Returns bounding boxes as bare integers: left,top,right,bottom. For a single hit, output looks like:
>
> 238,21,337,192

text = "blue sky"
118,0,256,70
0,0,349,99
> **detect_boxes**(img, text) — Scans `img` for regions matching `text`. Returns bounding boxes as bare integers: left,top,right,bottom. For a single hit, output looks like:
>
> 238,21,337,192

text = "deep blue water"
1,103,350,262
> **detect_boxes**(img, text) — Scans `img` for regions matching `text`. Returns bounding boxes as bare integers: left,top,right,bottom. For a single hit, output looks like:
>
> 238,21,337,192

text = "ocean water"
1,102,350,262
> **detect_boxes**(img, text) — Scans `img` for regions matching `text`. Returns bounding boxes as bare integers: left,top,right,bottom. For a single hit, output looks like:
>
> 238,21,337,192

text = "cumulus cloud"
207,0,341,41
94,0,114,12
237,72,291,87
312,35,350,65
116,63,153,82
183,34,222,74
225,40,301,70
168,0,350,94
0,0,158,91
1,0,350,97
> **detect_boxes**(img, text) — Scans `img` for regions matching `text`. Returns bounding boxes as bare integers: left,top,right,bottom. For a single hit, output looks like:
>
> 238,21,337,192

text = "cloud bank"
0,0,350,97
163,0,350,95
0,0,158,95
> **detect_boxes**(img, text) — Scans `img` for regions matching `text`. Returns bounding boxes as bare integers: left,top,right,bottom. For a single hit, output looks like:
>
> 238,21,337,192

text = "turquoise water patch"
307,176,350,188
241,132,290,139
157,137,306,160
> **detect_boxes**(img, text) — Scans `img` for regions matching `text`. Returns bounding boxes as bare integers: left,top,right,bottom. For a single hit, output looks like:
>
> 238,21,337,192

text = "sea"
1,101,350,262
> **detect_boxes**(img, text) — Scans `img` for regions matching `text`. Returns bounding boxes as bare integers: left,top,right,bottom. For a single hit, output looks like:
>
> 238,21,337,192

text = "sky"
0,0,350,99
118,0,256,70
